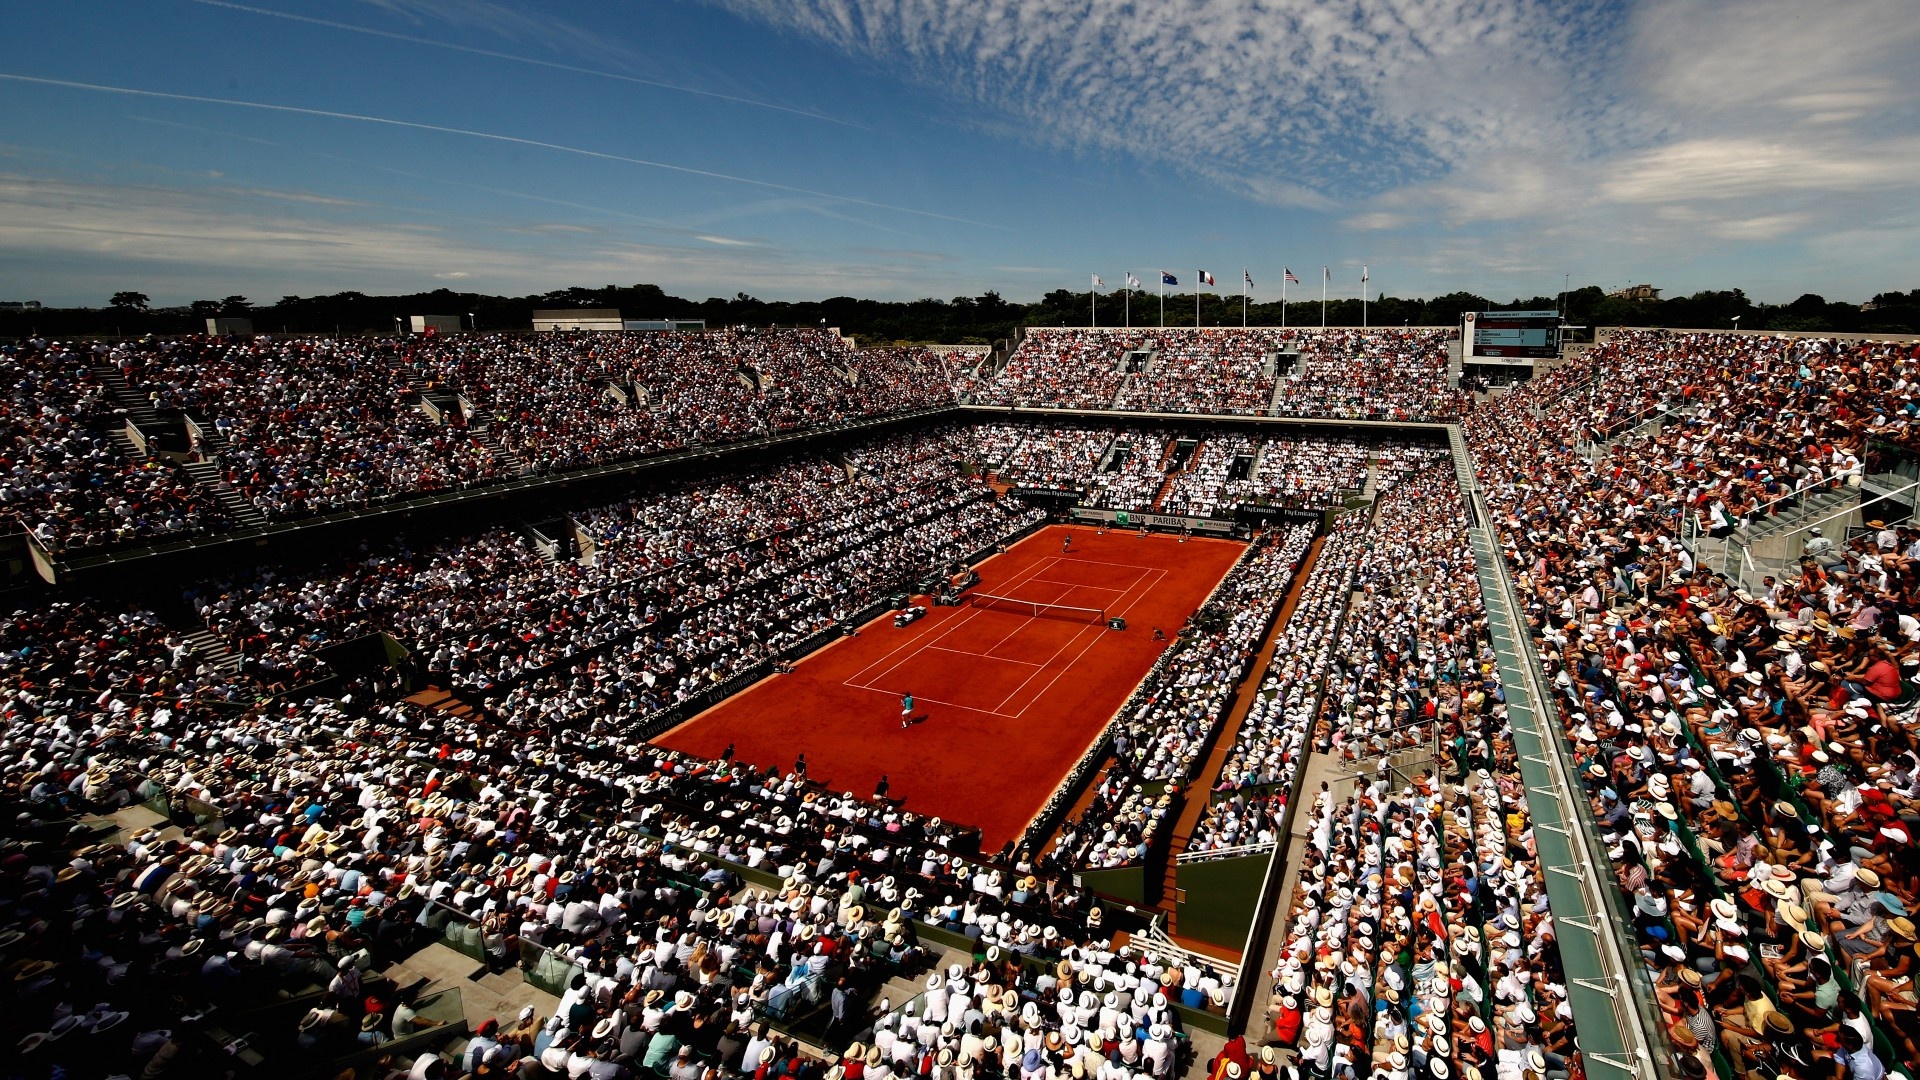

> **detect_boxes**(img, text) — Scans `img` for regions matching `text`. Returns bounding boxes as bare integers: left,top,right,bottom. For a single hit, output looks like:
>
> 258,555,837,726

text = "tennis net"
968,592,1106,623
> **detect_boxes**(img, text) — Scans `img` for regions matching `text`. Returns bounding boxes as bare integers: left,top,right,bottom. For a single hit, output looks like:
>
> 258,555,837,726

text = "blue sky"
0,0,1916,307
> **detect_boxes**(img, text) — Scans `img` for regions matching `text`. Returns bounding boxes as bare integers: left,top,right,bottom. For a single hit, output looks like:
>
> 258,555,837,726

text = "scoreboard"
1464,310,1560,359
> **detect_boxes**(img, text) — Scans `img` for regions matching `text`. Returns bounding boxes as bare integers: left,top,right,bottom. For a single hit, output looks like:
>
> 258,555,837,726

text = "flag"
1323,266,1330,281
1093,274,1105,288
1126,272,1142,289
1199,270,1215,287
1284,268,1300,285
1361,266,1370,283
1244,269,1254,288
1161,271,1178,286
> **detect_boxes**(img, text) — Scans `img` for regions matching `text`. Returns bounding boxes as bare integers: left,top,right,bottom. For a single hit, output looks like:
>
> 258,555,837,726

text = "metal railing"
1134,918,1242,988
1174,840,1276,863
1449,426,1665,1080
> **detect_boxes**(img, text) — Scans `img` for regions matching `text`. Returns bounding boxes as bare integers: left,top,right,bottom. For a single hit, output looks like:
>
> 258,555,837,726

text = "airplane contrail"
188,0,856,128
0,73,1005,230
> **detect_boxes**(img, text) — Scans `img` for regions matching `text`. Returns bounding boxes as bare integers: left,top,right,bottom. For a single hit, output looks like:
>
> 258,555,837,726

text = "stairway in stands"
184,626,245,679
90,365,164,433
407,685,486,724
106,426,149,467
396,357,534,480
468,414,533,477
180,452,268,529
92,364,268,528
1150,439,1203,512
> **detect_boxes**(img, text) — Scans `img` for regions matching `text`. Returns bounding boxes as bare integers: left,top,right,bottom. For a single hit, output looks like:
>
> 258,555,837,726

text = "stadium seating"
974,328,1465,422
23,319,1920,1080
977,424,1378,514
1045,525,1315,870
1466,331,1920,1073
1,338,231,549
11,330,952,550
1256,468,1578,1078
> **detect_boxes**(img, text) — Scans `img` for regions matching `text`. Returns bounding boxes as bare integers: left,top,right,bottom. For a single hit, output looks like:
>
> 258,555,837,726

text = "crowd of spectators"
1159,437,1254,518
1268,330,1462,423
409,330,953,465
1110,332,1278,415
182,429,1036,728
9,323,1483,552
1044,525,1315,870
2,420,1269,1080
974,329,1465,423
975,423,1413,517
34,319,1920,1080
1089,431,1176,512
7,329,953,542
970,330,1141,409
987,427,1116,491
1219,437,1366,512
116,335,508,520
0,583,1221,1079
1309,472,1495,767
1465,330,1920,1079
1188,514,1367,854
2,336,230,551
1241,466,1579,1080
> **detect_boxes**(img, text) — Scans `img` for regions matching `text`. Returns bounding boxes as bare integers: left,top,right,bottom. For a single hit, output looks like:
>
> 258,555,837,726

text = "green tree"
221,295,252,314
189,299,222,317
109,291,150,310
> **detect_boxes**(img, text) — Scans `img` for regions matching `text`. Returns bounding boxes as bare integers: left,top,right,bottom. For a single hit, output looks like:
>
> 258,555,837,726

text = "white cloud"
1597,136,1920,204
707,0,1920,295
1344,212,1410,232
1629,0,1920,122
0,173,1008,304
703,0,1617,206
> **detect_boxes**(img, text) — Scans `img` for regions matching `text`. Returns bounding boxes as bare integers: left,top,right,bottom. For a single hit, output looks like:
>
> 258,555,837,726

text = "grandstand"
8,319,1920,1080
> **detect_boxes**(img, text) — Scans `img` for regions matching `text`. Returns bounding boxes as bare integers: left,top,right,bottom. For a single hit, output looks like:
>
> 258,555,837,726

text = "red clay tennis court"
655,524,1244,849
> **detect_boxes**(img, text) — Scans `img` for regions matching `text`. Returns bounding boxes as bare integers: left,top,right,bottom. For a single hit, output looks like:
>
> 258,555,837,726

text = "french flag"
1198,270,1215,286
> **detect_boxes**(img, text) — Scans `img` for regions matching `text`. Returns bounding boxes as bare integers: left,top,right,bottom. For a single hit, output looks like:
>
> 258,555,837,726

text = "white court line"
960,577,1081,662
841,687,1021,718
1018,578,1131,592
925,644,1043,666
848,572,1074,691
994,565,1169,717
1048,555,1195,572
988,564,1162,715
845,528,1203,715
851,561,1100,691
841,552,1064,687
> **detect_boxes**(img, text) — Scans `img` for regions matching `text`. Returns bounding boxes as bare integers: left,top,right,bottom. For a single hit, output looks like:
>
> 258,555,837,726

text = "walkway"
1155,533,1326,941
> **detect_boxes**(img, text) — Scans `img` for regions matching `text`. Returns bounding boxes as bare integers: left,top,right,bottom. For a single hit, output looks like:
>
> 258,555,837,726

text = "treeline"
7,281,1917,345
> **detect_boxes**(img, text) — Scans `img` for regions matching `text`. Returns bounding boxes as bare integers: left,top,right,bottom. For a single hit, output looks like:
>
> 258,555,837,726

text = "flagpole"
1195,275,1201,329
1159,274,1164,329
1242,269,1247,328
1125,276,1130,329
1321,266,1327,329
1282,273,1287,329
1091,274,1097,329
1362,266,1368,329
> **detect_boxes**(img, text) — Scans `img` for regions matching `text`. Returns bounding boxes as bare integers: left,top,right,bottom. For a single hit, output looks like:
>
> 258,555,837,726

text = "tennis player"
900,691,915,728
